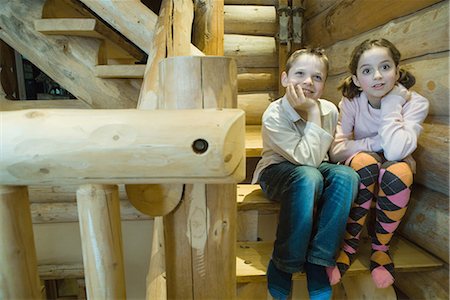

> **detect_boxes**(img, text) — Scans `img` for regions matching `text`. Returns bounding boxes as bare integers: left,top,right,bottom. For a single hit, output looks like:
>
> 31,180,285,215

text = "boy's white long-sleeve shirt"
252,96,338,184
329,91,429,171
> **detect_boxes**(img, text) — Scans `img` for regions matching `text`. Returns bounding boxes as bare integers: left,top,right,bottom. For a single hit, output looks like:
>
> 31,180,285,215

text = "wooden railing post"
0,185,42,299
76,184,126,299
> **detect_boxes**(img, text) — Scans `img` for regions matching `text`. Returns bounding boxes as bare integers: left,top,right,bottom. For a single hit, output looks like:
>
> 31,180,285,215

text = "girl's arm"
330,98,382,163
263,110,334,168
379,90,429,161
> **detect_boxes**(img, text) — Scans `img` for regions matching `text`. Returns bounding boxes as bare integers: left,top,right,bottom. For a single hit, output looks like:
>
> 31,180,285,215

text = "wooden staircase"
1,0,446,299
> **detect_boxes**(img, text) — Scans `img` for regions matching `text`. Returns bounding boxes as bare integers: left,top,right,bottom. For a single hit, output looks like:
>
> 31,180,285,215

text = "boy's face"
281,54,327,100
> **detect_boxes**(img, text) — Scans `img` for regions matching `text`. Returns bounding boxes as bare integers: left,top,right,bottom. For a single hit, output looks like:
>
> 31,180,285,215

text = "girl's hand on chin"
385,83,411,101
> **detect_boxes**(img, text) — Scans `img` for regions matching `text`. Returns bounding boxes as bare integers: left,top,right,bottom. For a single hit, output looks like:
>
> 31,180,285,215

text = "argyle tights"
327,152,413,288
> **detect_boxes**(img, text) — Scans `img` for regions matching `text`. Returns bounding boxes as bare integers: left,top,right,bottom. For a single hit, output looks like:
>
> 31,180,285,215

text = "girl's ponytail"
398,67,416,89
338,76,361,99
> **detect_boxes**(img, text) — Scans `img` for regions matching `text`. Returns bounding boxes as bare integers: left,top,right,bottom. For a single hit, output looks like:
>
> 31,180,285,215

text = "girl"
252,48,359,300
327,39,429,288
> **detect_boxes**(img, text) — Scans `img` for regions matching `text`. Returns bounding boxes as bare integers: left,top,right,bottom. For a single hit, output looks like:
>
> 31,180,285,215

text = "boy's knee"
290,166,323,187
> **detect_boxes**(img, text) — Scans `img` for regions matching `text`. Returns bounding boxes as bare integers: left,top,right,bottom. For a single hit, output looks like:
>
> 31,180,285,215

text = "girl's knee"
350,152,382,171
380,161,413,187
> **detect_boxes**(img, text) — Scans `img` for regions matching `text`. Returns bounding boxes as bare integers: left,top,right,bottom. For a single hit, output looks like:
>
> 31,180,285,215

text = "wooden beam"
238,91,274,125
0,99,91,111
94,64,146,79
194,0,224,55
225,34,277,68
305,0,443,48
0,108,245,185
0,186,41,298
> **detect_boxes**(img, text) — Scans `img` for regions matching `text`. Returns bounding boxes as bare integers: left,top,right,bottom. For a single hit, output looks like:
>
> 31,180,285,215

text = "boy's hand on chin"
286,83,318,112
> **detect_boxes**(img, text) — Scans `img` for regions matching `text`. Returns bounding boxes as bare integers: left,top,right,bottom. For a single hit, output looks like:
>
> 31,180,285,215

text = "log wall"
304,1,449,298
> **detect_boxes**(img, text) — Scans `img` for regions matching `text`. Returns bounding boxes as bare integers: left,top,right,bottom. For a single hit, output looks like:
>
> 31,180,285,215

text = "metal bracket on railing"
277,6,291,45
292,6,305,45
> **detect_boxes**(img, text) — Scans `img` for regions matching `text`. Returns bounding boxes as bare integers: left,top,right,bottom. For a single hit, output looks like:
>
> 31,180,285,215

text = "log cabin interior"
0,0,448,299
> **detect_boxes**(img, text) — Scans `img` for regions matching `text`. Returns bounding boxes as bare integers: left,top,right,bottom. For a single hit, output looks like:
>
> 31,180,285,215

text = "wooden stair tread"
35,18,104,38
237,183,277,211
245,125,262,158
236,237,443,283
94,64,146,79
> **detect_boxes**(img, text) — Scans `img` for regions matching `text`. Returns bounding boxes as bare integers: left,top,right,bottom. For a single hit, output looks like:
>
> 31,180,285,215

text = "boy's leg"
259,162,323,299
326,152,381,284
371,161,412,288
307,162,359,299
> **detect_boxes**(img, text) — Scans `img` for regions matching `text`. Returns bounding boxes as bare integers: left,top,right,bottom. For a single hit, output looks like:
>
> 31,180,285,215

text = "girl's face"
281,54,327,100
352,46,399,102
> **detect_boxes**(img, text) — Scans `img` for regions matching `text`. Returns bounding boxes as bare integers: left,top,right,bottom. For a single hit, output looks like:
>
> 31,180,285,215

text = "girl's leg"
371,161,412,288
327,152,382,285
259,162,323,299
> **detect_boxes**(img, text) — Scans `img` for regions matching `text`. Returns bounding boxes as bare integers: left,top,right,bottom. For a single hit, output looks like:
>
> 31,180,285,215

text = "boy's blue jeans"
259,161,359,273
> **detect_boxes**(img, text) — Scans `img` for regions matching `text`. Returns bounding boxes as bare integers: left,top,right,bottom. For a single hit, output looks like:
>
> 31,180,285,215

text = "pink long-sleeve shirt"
329,91,429,172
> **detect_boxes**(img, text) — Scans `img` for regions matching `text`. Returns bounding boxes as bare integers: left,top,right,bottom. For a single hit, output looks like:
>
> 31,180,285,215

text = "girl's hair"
338,38,416,99
285,47,329,78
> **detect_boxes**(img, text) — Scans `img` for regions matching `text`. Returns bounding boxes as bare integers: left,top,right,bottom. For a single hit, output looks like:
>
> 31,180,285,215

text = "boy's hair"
285,47,329,78
338,38,416,99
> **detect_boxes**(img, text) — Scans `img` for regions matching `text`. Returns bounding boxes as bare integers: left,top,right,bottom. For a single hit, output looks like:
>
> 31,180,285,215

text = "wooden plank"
245,125,263,157
0,99,91,111
225,34,277,68
322,53,450,117
325,1,449,76
35,18,102,38
238,92,274,125
236,237,443,283
94,64,146,79
38,263,84,280
305,0,443,48
193,0,224,55
0,109,245,185
0,0,140,109
400,184,449,263
237,184,278,212
224,5,276,36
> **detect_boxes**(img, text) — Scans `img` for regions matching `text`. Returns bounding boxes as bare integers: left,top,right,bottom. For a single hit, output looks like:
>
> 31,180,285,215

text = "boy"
252,48,359,300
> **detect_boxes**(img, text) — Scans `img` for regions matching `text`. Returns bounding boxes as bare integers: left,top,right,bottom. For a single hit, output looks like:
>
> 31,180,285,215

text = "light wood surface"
194,0,224,55
0,99,91,111
76,184,126,299
305,0,442,48
236,237,443,282
0,186,41,299
0,108,245,185
94,64,146,79
238,92,274,125
225,34,277,68
245,125,263,157
224,5,276,36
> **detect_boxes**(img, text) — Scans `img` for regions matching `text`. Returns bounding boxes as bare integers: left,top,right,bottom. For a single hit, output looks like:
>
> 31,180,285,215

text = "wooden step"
236,237,443,283
245,125,263,158
237,184,277,212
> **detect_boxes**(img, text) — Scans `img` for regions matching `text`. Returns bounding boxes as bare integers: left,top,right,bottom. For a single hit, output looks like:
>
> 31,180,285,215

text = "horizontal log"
0,109,245,185
27,185,125,203
399,184,449,263
305,0,442,48
303,0,335,20
30,200,150,223
225,0,274,5
326,1,449,75
237,68,278,92
395,264,449,300
225,34,277,68
94,64,145,79
238,92,276,125
322,53,449,117
414,118,449,195
224,6,276,36
38,263,84,280
0,99,91,111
